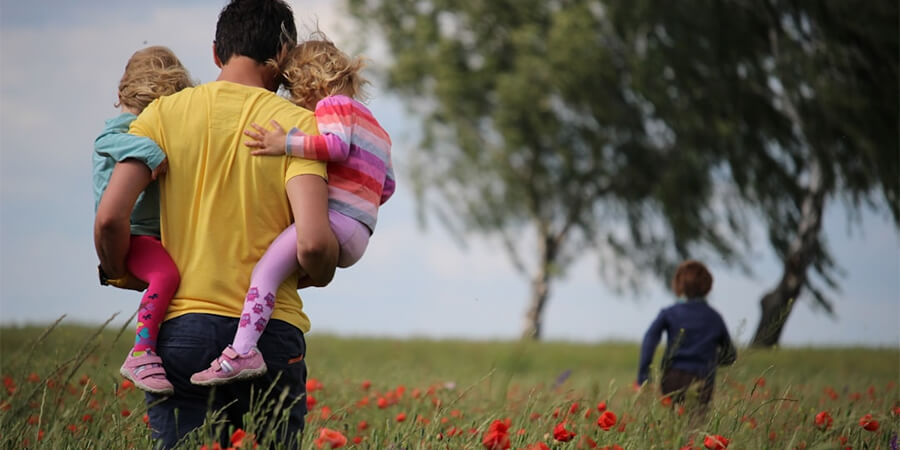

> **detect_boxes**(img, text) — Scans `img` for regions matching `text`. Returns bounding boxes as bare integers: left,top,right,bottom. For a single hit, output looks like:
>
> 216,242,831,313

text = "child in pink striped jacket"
191,37,394,386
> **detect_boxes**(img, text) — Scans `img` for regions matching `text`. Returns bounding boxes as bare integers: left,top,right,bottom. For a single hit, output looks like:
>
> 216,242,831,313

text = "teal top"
92,113,166,238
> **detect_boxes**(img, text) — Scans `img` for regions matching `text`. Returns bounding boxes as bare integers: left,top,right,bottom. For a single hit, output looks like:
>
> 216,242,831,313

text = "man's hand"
296,274,315,290
99,265,149,292
151,157,168,180
244,120,290,156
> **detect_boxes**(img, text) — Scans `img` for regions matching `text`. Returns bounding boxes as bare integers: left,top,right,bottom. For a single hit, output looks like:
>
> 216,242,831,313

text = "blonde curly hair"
278,36,368,110
117,46,193,112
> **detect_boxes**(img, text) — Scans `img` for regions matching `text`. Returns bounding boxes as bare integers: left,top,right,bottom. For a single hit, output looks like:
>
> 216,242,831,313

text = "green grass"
1,318,897,449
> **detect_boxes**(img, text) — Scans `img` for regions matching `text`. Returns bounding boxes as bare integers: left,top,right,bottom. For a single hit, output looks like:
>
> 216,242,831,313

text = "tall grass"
1,319,897,448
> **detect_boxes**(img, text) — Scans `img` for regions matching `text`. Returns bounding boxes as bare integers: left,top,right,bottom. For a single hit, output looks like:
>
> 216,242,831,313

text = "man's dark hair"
215,0,297,65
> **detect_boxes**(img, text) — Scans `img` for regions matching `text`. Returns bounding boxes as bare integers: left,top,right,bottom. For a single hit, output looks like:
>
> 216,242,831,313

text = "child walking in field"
190,36,395,385
636,260,736,410
93,46,193,395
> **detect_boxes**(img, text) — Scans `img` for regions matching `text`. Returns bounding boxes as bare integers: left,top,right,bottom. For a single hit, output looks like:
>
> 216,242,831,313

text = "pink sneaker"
120,351,174,395
190,346,267,386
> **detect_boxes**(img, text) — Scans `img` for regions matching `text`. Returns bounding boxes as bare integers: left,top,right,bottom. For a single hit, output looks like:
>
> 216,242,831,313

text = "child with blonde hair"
94,46,193,394
190,36,395,385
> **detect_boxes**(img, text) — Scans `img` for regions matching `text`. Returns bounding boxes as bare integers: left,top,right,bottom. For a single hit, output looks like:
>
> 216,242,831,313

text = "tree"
601,0,898,346
745,1,899,346
348,0,748,339
349,0,898,342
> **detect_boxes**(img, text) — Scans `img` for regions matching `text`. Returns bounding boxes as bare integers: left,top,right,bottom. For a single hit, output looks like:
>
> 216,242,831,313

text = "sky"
1,0,898,348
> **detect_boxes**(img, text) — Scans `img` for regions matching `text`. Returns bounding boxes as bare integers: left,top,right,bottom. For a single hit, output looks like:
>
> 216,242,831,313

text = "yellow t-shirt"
130,81,326,332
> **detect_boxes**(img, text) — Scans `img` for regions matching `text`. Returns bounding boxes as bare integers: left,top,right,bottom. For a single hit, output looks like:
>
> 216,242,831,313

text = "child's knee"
149,267,180,293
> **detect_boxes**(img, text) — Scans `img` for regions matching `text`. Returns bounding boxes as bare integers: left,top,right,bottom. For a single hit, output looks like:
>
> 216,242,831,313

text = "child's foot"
120,350,174,395
190,345,267,386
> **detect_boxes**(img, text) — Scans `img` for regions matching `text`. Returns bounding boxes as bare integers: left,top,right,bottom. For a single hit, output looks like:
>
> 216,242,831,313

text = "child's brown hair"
278,34,367,110
117,46,193,113
671,259,713,299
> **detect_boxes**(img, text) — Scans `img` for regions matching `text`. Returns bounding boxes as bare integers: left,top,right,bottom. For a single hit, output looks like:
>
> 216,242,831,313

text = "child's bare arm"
244,120,288,156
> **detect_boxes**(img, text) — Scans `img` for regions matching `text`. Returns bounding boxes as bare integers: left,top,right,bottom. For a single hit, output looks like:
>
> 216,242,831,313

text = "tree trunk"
751,161,826,347
520,268,551,340
521,233,556,340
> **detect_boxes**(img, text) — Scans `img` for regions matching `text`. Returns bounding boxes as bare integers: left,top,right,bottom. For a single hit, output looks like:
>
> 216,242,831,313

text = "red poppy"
230,428,254,448
352,436,363,444
27,373,40,383
814,411,833,430
121,409,131,417
306,395,317,410
482,418,511,450
552,421,576,442
395,412,407,422
569,402,580,414
357,420,368,431
859,414,879,431
361,380,371,390
314,427,347,449
523,443,550,450
120,379,134,391
377,397,388,409
596,401,607,413
306,378,323,392
660,396,673,407
597,411,617,431
704,434,729,449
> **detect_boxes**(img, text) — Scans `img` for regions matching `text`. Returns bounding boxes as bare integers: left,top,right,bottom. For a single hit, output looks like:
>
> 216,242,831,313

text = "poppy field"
1,318,897,449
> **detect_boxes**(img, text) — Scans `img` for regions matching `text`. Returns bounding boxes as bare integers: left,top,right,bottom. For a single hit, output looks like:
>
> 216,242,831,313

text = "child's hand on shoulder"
244,120,288,156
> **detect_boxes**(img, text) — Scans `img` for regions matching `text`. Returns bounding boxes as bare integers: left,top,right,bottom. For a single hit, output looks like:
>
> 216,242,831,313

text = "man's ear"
212,42,223,68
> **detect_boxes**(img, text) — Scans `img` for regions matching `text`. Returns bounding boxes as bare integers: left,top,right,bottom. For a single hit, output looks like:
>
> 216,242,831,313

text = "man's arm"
94,159,151,278
286,174,338,287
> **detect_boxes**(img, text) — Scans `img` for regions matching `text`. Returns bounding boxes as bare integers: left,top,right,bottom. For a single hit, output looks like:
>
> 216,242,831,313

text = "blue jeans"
146,314,308,449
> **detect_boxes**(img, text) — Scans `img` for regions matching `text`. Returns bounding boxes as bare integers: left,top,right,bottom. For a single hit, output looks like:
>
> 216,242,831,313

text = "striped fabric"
285,95,394,231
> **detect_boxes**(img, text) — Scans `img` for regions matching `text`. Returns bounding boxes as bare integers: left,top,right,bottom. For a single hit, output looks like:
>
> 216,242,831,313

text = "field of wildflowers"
1,317,897,449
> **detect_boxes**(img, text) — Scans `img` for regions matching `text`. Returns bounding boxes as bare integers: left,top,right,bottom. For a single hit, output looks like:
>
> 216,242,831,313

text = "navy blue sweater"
637,298,736,385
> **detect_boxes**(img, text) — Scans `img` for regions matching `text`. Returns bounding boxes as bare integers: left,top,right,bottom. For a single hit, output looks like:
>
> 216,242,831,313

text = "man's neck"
216,55,274,90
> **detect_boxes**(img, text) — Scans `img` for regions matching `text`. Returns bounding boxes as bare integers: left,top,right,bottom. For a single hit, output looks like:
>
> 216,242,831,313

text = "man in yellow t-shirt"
93,1,337,447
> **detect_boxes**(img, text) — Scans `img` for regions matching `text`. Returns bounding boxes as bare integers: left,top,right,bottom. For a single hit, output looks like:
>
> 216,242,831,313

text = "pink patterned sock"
126,235,180,356
232,225,299,354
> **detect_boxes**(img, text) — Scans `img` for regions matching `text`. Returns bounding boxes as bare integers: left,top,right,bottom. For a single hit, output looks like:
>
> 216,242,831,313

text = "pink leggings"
230,212,368,353
126,235,180,354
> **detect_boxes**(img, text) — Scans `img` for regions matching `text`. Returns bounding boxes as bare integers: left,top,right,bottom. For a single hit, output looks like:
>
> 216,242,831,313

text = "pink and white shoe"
120,351,174,395
190,345,267,386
